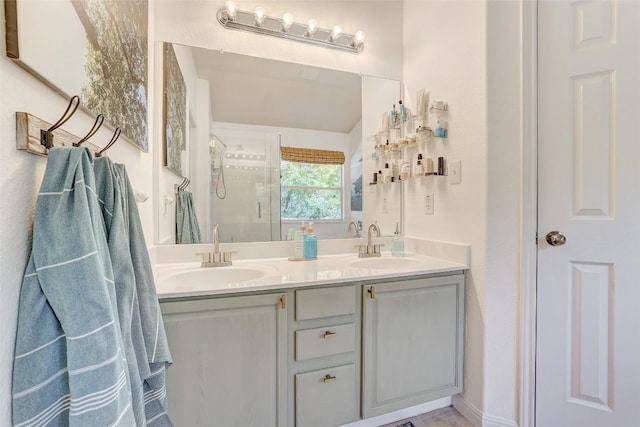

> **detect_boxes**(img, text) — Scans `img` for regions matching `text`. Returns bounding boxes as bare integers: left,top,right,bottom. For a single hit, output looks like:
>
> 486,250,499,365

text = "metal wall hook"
40,95,81,149
96,127,121,157
178,177,190,191
73,114,104,147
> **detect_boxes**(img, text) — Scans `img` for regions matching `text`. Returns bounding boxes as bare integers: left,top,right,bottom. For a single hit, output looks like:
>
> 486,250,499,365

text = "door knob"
545,231,566,246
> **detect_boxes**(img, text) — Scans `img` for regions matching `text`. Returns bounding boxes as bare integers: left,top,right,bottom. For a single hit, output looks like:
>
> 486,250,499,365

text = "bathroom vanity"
154,239,467,427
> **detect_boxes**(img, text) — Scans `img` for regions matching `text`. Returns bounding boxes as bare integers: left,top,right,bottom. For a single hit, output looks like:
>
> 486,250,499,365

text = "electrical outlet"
449,160,462,184
424,193,434,215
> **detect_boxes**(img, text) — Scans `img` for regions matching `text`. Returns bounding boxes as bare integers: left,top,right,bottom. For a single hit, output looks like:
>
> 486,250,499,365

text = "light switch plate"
424,193,434,215
449,160,462,185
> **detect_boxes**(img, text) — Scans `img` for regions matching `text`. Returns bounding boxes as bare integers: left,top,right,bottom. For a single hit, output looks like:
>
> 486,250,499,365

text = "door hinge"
280,294,287,309
535,232,538,245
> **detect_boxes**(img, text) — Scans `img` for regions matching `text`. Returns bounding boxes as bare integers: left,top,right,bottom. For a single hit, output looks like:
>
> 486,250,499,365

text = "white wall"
0,2,157,425
154,0,404,81
403,1,522,425
403,0,488,420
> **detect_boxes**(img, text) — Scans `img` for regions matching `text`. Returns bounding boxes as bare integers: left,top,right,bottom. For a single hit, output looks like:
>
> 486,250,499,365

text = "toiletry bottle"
399,100,407,125
435,119,448,138
294,221,306,259
384,163,392,183
400,161,411,181
303,222,317,259
415,154,424,177
391,105,398,128
392,222,404,257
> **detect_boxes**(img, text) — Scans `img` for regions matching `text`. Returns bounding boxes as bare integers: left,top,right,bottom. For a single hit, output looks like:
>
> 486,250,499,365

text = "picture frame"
162,43,186,177
4,0,149,152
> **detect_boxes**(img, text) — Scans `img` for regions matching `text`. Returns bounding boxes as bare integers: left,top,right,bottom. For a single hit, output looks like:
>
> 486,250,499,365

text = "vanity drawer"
296,323,356,361
295,364,357,427
295,286,356,320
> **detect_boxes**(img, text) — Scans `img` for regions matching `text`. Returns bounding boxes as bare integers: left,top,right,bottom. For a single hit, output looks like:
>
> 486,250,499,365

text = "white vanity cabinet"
362,274,465,418
160,292,288,427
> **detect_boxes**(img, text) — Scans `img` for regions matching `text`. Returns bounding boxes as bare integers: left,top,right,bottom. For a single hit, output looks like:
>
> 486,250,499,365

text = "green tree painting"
72,0,148,151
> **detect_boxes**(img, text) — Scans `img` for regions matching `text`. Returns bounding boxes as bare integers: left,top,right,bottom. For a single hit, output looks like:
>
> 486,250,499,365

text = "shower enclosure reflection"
209,130,281,243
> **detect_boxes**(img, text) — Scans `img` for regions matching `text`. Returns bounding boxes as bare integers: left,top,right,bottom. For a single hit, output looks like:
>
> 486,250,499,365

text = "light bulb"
353,30,365,45
330,25,342,42
282,13,294,31
254,7,266,26
224,0,237,20
305,19,318,36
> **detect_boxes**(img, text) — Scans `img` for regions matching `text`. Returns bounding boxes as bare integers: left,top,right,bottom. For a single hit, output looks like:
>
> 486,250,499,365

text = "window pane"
281,188,341,220
281,162,341,188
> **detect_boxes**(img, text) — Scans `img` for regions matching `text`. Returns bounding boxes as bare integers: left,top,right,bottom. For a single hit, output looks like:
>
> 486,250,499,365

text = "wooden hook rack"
16,112,102,158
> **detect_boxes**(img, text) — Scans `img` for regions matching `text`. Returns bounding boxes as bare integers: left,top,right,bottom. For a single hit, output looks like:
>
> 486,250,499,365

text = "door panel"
537,0,640,425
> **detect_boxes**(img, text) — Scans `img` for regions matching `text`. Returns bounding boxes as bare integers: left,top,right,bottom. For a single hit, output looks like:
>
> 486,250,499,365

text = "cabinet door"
161,293,287,427
362,275,464,418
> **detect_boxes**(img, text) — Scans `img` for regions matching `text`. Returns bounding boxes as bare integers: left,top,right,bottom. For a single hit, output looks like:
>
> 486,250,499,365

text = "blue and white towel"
13,147,135,426
94,156,150,425
116,163,173,426
175,190,201,244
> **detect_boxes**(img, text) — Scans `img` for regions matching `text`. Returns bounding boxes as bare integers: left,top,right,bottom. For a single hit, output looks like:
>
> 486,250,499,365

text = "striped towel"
116,163,173,426
175,190,201,244
94,156,149,425
13,147,135,426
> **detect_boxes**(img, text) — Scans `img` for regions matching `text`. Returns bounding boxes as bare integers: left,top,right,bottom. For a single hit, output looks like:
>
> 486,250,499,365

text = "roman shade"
280,146,345,165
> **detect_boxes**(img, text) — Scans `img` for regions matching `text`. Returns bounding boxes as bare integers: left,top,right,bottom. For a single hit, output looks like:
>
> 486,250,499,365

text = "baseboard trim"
452,394,483,426
342,397,452,427
483,413,519,427
452,395,519,427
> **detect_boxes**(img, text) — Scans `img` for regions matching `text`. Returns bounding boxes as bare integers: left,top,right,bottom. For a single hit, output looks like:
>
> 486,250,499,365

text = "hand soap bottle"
392,222,404,257
303,222,317,259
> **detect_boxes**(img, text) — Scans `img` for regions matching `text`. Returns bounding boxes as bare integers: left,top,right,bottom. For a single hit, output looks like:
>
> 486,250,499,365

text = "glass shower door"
209,128,281,243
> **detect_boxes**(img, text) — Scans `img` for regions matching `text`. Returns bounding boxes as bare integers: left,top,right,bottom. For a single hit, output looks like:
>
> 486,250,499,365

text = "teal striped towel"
13,147,135,426
175,190,202,244
116,163,173,426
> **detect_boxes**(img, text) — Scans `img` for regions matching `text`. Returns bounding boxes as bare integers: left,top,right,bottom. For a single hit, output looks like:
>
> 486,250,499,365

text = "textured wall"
0,2,156,425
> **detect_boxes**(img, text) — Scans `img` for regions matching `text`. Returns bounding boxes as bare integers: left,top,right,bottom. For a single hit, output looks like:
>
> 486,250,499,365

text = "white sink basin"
161,266,269,289
349,257,424,270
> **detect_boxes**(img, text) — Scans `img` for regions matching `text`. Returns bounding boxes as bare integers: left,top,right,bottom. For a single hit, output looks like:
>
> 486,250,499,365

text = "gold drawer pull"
323,330,337,338
323,374,337,383
368,286,376,299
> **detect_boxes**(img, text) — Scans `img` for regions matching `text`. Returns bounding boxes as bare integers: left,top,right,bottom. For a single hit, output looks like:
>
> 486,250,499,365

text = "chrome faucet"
356,222,383,258
213,224,220,253
348,221,361,238
367,223,381,246
197,224,234,267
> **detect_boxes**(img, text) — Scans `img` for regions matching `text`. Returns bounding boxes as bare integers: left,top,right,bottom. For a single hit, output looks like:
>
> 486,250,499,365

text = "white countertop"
153,238,469,299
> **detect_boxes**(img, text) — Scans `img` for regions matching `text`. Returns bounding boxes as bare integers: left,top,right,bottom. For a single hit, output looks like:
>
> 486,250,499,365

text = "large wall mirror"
155,43,401,245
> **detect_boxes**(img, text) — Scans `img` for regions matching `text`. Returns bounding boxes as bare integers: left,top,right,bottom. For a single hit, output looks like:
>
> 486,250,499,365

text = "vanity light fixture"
216,3,365,53
224,0,237,21
254,7,266,26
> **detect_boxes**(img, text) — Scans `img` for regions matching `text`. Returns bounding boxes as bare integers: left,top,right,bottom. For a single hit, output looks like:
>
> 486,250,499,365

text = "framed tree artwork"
4,0,149,151
162,43,186,177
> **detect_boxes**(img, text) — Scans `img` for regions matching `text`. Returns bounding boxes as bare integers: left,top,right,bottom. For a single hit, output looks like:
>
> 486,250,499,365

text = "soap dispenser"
303,222,317,259
392,222,404,257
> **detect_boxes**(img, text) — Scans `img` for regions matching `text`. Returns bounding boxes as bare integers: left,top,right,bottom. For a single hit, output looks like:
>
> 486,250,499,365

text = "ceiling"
192,47,362,134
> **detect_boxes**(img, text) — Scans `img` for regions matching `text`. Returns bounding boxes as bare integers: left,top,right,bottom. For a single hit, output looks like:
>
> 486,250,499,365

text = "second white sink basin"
349,257,424,270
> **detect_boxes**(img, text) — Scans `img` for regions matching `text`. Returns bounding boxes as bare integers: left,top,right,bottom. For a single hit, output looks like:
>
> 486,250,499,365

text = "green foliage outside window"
281,161,342,220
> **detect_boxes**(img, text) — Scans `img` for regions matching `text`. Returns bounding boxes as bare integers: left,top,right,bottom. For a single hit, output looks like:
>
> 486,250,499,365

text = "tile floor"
381,406,473,427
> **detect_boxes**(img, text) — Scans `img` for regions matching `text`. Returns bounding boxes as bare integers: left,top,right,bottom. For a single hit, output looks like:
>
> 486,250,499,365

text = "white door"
537,0,640,425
